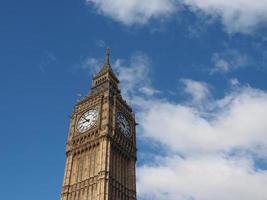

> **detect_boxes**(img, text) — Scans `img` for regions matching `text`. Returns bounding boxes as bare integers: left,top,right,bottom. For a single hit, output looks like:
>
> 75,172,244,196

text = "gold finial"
105,48,110,65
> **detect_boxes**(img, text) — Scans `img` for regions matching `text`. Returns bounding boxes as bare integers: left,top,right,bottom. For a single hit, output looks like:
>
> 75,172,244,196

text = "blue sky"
1,0,267,200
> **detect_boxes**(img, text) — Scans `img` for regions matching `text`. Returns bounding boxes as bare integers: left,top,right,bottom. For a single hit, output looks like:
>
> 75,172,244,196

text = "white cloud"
113,52,156,101
139,87,267,156
138,155,267,200
180,78,211,103
136,85,267,200
139,86,160,96
212,54,230,72
86,0,176,25
184,0,267,34
229,78,240,87
86,0,267,33
81,57,102,74
211,49,249,73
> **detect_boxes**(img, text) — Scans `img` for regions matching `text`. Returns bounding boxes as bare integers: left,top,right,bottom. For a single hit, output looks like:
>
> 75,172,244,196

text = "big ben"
60,49,137,200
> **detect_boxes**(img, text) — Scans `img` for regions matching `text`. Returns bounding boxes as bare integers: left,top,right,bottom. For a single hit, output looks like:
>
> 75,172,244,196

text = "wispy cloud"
95,39,106,48
229,78,240,87
139,86,160,96
211,49,249,74
81,57,102,75
180,78,211,103
86,0,176,25
39,52,57,75
184,0,267,34
112,52,157,101
86,0,267,34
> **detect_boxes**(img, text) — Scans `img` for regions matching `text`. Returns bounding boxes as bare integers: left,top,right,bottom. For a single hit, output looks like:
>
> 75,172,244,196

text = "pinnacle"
105,48,110,65
100,48,112,73
93,48,118,82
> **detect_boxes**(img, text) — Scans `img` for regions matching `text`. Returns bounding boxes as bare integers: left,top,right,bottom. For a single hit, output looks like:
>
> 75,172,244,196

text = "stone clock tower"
60,49,137,200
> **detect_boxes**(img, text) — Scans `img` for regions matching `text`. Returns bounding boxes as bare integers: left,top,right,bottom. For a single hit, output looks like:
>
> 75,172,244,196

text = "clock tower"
60,49,137,200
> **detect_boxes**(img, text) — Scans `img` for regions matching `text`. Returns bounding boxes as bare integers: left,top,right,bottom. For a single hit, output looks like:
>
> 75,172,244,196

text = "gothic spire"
93,48,119,83
105,48,110,65
99,48,111,73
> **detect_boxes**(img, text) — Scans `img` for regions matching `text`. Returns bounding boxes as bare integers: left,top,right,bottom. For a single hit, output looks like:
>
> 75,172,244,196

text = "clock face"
77,109,98,133
116,112,131,137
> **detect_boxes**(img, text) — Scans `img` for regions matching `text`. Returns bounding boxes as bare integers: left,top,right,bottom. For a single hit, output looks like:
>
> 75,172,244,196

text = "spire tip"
105,48,110,64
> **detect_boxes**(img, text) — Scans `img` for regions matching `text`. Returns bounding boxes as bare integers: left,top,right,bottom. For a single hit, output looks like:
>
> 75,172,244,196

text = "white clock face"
116,112,131,137
77,109,98,133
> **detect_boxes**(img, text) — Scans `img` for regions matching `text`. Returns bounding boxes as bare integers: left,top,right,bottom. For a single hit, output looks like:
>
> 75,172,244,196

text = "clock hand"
80,115,90,122
81,118,91,123
84,118,90,122
81,116,87,121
